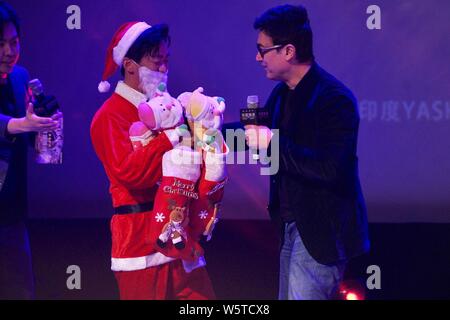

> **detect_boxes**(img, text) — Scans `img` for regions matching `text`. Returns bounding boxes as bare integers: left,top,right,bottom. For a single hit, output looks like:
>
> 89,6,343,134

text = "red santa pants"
113,259,215,300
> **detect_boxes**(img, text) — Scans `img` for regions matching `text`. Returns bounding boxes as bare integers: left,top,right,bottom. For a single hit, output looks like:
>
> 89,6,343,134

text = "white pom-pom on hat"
98,81,111,93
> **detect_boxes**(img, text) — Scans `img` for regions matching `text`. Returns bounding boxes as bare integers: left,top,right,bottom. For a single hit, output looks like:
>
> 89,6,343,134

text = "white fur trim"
129,129,154,142
115,81,147,107
204,142,229,181
163,146,201,181
112,22,151,66
98,80,111,93
111,252,175,271
163,129,180,147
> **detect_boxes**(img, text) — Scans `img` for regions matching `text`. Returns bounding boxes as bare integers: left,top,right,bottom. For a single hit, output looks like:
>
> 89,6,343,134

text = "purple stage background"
11,0,450,222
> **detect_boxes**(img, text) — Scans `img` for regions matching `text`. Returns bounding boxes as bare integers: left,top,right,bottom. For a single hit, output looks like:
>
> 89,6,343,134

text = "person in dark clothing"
245,4,370,300
0,1,61,299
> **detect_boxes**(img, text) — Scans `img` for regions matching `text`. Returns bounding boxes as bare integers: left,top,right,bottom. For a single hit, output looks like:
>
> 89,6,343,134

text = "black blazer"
0,65,31,225
267,62,370,265
0,65,29,144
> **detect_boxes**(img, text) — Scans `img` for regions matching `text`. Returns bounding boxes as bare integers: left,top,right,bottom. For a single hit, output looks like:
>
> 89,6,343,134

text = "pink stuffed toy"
129,91,185,150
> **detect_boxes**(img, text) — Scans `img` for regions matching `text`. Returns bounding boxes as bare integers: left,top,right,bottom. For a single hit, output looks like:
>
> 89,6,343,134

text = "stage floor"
27,219,450,300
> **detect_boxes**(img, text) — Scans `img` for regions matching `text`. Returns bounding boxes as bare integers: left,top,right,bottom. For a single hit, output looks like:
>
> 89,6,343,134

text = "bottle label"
35,116,63,164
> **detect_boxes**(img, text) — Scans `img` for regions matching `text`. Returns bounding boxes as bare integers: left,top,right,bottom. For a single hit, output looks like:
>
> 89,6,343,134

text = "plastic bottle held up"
35,116,63,164
29,79,63,164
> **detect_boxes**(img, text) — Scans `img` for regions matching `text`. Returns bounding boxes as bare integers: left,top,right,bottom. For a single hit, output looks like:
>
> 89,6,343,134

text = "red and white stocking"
149,146,204,261
189,143,228,242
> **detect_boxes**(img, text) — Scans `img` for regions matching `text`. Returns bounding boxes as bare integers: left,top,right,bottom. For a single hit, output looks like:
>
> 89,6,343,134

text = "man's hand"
7,103,61,134
244,125,273,150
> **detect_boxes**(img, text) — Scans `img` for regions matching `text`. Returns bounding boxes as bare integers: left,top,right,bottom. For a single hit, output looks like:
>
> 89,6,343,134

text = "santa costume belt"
114,201,154,215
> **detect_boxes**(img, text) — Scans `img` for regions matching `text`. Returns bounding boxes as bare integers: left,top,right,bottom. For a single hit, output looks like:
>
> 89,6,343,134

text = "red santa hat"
98,21,152,93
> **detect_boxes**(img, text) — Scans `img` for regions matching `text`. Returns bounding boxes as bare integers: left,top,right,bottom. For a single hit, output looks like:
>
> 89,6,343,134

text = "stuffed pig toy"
129,90,187,150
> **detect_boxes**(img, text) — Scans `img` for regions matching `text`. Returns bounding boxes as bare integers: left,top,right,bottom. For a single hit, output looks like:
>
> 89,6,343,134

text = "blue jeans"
279,222,346,300
0,222,35,299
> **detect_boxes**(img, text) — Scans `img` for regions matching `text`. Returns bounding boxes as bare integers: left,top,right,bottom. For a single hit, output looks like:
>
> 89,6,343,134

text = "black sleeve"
27,132,36,149
0,114,14,143
277,94,360,184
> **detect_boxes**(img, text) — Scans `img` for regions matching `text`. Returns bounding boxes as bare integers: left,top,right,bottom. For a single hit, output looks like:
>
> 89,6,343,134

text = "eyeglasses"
256,44,284,58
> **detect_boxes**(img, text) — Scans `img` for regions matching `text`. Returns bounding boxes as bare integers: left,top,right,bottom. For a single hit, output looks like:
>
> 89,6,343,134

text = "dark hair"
0,1,20,38
254,4,314,63
120,23,170,76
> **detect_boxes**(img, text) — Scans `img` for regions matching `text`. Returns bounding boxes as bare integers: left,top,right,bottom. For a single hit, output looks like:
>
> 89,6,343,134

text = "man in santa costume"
90,21,216,300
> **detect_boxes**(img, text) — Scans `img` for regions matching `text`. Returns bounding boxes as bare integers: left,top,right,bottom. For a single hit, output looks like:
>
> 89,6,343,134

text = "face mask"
133,61,168,99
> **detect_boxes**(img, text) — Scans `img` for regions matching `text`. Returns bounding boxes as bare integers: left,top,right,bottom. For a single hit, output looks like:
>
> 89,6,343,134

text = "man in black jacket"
245,4,370,300
0,1,60,299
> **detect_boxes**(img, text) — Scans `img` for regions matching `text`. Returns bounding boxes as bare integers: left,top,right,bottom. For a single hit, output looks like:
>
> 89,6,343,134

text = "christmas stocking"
149,145,204,261
189,139,229,242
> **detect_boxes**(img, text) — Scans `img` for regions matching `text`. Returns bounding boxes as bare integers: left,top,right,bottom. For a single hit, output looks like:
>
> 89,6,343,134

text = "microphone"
240,95,270,160
28,79,63,164
28,79,60,117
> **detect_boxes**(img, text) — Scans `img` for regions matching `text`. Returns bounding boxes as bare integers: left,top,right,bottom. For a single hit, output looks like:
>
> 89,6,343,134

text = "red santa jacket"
91,81,183,271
